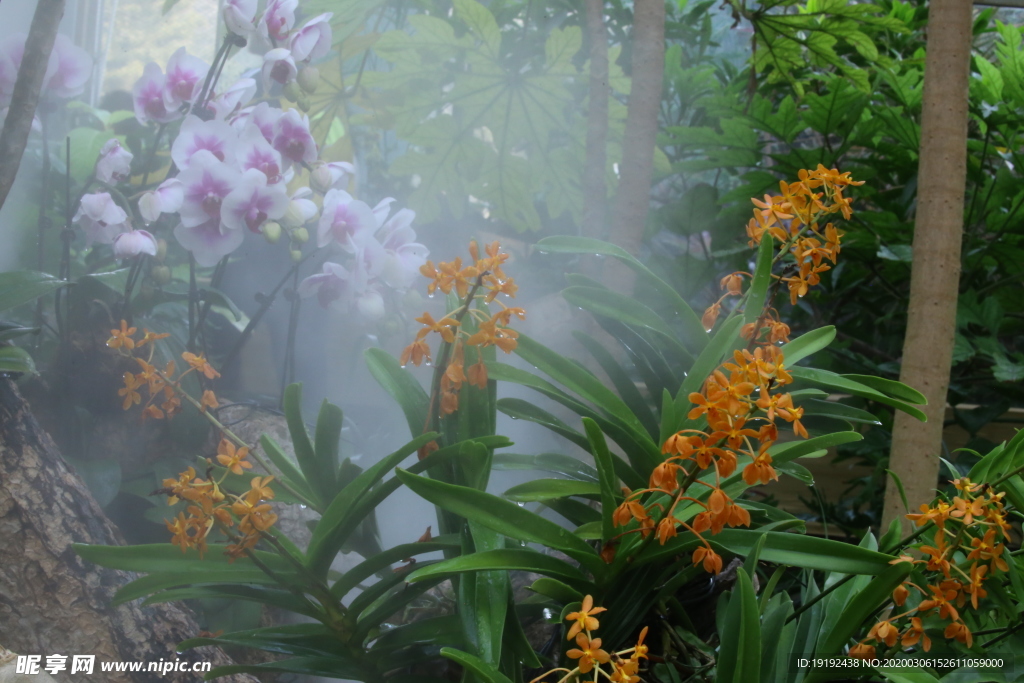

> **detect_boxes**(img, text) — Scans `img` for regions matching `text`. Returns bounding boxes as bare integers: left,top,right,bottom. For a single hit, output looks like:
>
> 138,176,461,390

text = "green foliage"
361,0,628,231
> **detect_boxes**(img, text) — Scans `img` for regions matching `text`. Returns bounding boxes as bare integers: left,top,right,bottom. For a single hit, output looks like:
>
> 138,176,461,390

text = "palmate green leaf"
717,569,761,683
396,469,603,575
365,347,429,438
408,549,595,593
0,270,65,312
535,236,708,350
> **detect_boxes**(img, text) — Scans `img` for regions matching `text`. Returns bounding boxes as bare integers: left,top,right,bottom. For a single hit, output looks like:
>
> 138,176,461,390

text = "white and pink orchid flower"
133,63,181,125
43,34,93,99
95,139,133,184
289,13,333,63
223,0,258,36
376,206,427,290
231,102,283,142
317,189,376,250
261,48,297,91
260,0,298,43
113,229,158,259
272,109,317,167
290,186,318,223
234,124,284,184
74,192,129,246
138,178,184,223
174,218,245,267
171,115,237,169
208,77,256,120
162,47,209,110
177,149,241,228
221,168,290,233
298,261,350,309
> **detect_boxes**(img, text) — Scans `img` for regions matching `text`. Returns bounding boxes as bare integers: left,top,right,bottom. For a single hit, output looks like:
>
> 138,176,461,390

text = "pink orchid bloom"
261,48,297,90
171,115,237,169
138,178,184,223
174,218,245,267
133,62,182,125
290,187,318,223
95,139,133,184
272,109,317,167
223,0,258,36
113,229,158,259
43,34,93,99
209,78,256,120
74,193,129,246
260,0,298,43
231,102,283,142
317,189,376,250
234,125,284,184
375,205,427,289
221,168,290,233
289,13,334,63
177,149,241,229
298,261,350,309
163,47,209,110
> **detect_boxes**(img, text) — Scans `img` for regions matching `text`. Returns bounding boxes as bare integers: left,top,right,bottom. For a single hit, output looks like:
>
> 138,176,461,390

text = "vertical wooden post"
883,0,974,533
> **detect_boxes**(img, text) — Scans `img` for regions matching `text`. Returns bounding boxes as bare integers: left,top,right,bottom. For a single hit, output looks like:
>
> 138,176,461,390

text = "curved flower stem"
139,123,165,188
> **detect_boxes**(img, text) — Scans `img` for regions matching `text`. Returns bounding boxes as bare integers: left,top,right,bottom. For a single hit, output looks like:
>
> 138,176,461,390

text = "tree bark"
605,0,665,291
582,0,609,242
882,0,973,534
0,0,66,212
0,378,256,683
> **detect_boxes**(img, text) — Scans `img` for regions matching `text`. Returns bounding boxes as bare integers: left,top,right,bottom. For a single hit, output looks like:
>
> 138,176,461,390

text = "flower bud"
151,265,171,286
282,81,302,102
290,249,303,262
296,94,311,113
297,65,319,94
310,164,332,194
155,238,168,262
292,227,309,244
280,200,307,229
139,283,155,300
262,221,282,243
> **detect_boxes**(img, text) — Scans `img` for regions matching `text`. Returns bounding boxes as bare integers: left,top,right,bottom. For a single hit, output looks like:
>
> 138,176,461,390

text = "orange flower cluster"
703,165,862,334
402,241,524,416
610,169,864,576
107,320,220,420
161,439,278,559
530,595,648,683
851,478,1012,658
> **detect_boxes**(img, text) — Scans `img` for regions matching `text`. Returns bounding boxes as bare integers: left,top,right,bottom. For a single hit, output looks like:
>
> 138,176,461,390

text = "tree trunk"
0,378,256,683
882,0,973,534
0,0,66,212
582,0,609,242
605,0,665,291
